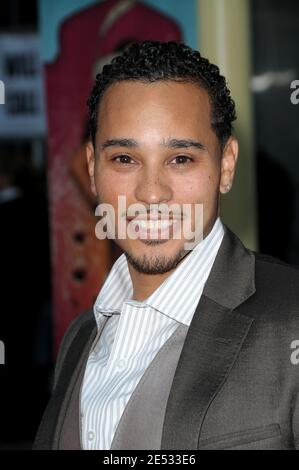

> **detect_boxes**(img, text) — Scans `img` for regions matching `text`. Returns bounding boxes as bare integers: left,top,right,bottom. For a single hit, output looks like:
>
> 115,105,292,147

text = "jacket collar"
203,224,256,309
161,226,256,449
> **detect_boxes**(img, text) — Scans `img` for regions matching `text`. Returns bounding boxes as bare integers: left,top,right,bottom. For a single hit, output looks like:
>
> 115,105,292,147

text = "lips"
127,216,182,239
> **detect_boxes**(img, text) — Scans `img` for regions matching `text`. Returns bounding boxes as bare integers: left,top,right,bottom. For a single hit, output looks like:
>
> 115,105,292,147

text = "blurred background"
0,0,298,449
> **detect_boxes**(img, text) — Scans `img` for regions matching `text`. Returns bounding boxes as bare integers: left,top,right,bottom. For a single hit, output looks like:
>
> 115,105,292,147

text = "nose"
134,166,173,206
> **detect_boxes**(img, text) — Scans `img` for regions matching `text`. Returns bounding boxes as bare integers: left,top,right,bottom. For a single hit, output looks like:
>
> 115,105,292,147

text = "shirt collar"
94,217,225,327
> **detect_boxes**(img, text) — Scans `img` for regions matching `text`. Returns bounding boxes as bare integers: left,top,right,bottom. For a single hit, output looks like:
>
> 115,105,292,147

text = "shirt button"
87,430,95,441
117,358,127,369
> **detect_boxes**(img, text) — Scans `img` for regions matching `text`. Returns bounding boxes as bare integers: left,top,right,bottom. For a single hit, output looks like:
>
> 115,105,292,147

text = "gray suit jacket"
33,226,299,449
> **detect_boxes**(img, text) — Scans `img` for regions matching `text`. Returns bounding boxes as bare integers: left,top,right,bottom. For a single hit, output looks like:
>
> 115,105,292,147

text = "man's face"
87,80,238,274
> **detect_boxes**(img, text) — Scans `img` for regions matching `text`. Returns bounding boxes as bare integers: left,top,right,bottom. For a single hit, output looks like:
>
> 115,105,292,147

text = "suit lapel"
161,226,256,449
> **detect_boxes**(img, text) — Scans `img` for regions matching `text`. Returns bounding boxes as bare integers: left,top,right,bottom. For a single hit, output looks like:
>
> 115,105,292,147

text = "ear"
86,141,97,197
219,136,239,194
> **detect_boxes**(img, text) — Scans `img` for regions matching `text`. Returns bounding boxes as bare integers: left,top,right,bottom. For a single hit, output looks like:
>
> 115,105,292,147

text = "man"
34,41,299,450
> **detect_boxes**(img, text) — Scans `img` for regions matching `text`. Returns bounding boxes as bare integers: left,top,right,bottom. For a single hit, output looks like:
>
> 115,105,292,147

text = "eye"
112,154,135,164
170,155,194,165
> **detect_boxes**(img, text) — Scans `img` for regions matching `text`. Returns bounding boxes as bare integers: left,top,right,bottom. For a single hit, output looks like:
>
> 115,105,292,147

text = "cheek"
203,163,221,193
175,173,215,202
95,170,132,203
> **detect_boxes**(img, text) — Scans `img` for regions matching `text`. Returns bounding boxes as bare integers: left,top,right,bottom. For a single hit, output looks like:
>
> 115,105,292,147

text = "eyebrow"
163,138,206,151
100,137,206,151
100,138,138,150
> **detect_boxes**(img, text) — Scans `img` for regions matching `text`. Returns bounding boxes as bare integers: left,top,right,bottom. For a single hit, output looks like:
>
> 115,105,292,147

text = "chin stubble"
124,245,190,275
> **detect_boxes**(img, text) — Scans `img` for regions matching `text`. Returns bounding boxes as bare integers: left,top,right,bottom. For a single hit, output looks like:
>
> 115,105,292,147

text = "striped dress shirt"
80,217,225,449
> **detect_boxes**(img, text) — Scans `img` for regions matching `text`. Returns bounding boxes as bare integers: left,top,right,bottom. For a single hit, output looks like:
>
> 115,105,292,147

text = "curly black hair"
87,41,236,150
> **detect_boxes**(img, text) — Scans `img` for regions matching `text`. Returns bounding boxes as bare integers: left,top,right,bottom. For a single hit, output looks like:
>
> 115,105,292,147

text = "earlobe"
219,136,238,194
86,141,97,196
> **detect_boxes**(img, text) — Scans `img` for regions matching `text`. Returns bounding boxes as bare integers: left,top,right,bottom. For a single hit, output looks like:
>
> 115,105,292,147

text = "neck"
128,264,178,302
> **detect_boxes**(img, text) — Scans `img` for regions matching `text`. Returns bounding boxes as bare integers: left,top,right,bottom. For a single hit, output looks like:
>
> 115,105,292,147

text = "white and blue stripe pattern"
80,217,225,449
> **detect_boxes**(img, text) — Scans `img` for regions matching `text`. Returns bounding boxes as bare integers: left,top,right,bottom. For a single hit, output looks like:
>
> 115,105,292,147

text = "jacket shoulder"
253,251,299,271
253,251,299,284
248,250,299,319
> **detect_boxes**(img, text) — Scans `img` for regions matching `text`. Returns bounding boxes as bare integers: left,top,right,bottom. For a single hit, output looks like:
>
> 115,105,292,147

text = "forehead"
97,80,213,141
